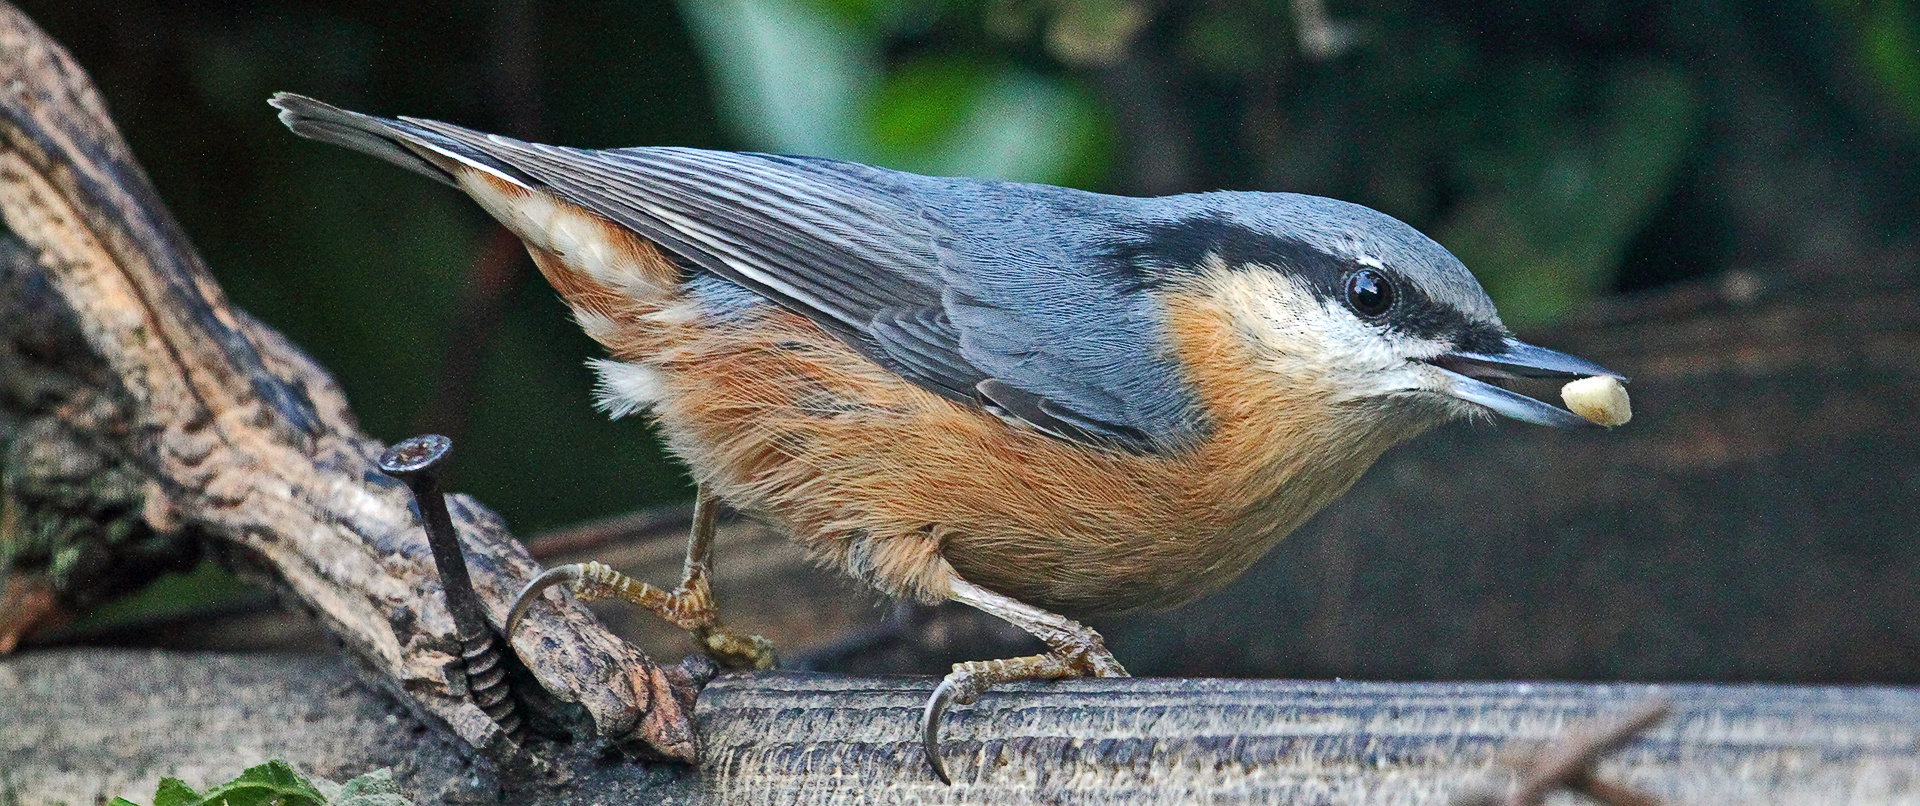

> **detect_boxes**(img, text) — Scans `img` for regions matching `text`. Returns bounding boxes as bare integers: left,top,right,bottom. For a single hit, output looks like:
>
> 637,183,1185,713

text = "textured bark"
7,649,1920,805
0,1,692,760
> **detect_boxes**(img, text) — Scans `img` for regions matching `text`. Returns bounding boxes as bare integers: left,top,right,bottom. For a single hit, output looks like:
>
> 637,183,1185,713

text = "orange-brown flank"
496,180,1426,617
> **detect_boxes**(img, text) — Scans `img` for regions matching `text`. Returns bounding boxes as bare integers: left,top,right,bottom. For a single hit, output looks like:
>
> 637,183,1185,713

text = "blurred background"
9,0,1919,684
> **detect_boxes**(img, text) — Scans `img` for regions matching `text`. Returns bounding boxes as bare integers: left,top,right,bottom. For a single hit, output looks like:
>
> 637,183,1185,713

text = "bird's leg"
921,576,1127,784
507,488,777,670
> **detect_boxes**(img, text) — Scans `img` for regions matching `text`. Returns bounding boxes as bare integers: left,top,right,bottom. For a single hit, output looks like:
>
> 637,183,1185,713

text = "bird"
270,92,1623,783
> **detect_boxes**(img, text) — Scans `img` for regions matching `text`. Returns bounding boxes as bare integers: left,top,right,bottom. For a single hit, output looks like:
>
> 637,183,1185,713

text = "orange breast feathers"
479,182,1424,618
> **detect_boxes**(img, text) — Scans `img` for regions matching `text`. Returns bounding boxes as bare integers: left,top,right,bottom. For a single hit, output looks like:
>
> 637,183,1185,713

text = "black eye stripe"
1344,269,1393,317
1094,215,1504,347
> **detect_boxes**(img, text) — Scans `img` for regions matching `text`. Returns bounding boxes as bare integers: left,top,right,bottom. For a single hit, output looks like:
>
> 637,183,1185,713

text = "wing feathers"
428,129,930,336
869,307,985,402
276,96,1205,453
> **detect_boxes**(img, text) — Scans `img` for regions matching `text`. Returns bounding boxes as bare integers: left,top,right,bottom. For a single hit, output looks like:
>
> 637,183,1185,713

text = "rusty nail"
379,434,523,739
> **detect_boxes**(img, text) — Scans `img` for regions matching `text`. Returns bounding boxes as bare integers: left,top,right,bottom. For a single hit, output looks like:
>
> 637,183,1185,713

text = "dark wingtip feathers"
268,92,459,186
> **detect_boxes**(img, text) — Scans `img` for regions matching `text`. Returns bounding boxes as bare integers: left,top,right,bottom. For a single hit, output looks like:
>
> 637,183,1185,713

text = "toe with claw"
504,490,777,670
506,563,585,639
920,640,1126,785
505,560,777,671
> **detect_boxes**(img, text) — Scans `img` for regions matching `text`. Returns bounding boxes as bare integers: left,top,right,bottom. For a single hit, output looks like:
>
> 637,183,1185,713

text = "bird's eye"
1344,269,1394,318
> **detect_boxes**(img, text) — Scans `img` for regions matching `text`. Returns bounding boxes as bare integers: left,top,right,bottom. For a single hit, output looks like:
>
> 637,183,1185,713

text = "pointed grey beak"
1425,338,1624,428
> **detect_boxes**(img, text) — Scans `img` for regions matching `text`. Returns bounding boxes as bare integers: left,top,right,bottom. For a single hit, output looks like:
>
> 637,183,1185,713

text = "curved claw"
506,563,587,638
921,676,960,785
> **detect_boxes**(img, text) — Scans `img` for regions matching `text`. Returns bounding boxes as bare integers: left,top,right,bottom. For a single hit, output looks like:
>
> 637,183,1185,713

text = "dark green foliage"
108,760,336,806
10,0,1916,627
107,761,413,806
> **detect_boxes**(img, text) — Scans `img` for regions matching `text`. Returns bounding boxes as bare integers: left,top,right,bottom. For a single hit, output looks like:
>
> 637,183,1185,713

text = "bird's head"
1126,193,1621,436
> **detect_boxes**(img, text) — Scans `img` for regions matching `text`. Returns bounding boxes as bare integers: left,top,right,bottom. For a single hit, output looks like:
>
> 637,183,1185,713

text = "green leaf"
678,0,1107,187
870,56,983,158
114,763,392,806
333,769,412,806
191,761,328,806
152,777,203,806
869,59,1108,185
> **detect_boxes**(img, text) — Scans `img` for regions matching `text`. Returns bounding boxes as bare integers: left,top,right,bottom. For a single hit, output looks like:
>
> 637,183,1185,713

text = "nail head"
379,434,453,476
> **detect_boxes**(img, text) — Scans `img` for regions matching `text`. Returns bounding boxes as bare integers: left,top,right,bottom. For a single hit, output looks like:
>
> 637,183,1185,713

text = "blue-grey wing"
912,179,1207,451
399,119,1203,452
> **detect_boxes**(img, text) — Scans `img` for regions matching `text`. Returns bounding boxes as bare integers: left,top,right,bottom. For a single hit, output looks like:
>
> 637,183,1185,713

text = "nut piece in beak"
1560,376,1632,427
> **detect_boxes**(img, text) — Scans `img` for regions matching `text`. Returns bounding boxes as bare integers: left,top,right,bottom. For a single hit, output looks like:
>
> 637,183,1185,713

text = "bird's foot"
697,624,780,670
920,633,1127,785
507,561,777,671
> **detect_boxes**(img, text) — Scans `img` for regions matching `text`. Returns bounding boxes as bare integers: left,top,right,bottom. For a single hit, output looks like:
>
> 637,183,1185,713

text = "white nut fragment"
1560,375,1632,427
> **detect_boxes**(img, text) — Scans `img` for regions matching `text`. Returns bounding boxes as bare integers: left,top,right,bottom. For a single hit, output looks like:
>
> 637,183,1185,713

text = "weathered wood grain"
6,649,1918,805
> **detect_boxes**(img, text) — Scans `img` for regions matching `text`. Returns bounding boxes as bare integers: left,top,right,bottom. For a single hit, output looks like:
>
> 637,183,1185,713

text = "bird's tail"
269,93,517,189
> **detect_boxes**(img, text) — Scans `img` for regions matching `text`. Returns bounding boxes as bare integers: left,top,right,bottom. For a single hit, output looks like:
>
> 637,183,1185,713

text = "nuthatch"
272,93,1625,783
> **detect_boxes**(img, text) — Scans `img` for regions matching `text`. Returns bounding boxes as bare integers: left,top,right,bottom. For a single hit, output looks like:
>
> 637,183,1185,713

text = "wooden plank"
4,649,1916,805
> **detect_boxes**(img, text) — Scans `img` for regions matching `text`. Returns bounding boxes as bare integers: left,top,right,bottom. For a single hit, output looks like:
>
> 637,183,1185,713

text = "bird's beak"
1424,337,1624,428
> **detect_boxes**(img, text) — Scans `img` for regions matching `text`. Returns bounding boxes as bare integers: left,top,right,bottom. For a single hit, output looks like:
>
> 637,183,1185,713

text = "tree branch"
0,1,691,761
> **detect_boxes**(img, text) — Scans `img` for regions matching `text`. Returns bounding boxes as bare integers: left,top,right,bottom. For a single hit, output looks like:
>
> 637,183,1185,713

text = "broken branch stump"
0,0,689,759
